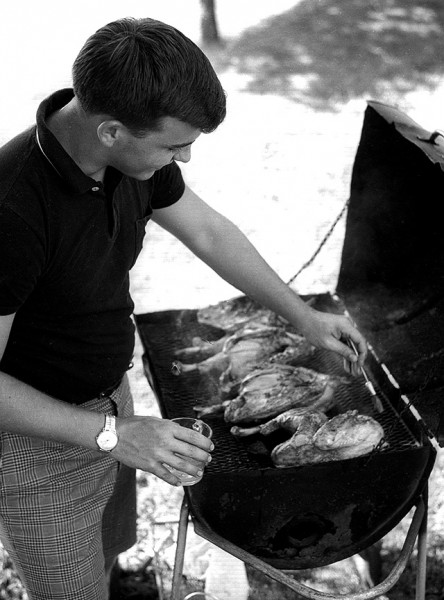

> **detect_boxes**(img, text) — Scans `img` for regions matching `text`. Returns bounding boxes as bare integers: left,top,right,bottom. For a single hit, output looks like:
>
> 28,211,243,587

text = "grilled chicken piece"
230,408,328,437
266,345,316,367
195,364,345,424
171,350,230,382
220,328,314,387
173,327,314,388
224,365,343,424
271,412,330,467
271,410,384,468
272,442,338,468
197,296,278,333
313,410,385,459
197,295,316,333
173,318,310,363
173,335,228,362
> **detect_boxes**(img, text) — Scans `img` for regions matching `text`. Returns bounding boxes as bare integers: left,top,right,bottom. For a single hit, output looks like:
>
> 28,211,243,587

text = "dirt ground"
2,1,444,598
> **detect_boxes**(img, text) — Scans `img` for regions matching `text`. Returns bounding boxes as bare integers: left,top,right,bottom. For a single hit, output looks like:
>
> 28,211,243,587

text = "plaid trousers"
0,375,137,600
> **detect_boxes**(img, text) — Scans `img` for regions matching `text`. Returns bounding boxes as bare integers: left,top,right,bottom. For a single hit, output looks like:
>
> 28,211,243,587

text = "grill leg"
415,485,428,600
171,494,190,600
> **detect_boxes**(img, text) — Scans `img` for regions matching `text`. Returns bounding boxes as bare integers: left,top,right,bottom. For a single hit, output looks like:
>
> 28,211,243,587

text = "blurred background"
1,1,444,598
3,0,444,307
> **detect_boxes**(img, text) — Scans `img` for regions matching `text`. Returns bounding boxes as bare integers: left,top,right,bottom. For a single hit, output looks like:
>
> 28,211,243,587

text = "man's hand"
297,307,367,374
113,416,214,486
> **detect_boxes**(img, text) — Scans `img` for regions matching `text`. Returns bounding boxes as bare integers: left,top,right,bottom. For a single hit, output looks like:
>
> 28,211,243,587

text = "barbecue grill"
135,101,443,599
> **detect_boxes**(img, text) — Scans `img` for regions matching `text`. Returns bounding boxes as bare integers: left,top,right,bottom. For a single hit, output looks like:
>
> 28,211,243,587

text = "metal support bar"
415,484,429,600
191,493,428,600
171,494,191,600
170,492,428,600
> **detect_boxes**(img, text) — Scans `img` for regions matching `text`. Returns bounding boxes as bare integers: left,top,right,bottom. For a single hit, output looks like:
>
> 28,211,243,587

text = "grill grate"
136,307,421,476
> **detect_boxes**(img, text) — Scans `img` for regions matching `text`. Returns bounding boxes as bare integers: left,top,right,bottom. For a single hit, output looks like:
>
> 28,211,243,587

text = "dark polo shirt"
0,89,185,403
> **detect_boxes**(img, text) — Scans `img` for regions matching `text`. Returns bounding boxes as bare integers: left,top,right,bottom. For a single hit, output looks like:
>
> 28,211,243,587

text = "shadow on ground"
379,545,444,600
212,0,444,110
245,548,443,600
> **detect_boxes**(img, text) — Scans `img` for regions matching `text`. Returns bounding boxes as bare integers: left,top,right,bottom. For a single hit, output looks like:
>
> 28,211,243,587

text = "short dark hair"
72,17,226,134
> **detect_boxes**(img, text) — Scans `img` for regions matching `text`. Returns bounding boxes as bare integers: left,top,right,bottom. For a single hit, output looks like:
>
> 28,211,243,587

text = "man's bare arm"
152,186,367,367
0,314,212,485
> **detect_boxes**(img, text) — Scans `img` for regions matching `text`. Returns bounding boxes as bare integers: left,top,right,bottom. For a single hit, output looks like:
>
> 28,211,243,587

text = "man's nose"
174,146,191,163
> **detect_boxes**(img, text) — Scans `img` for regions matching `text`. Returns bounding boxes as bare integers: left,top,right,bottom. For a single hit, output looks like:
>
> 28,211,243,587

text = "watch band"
103,414,115,432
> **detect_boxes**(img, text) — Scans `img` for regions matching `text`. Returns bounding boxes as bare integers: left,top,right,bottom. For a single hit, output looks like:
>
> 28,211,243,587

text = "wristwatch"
96,415,119,452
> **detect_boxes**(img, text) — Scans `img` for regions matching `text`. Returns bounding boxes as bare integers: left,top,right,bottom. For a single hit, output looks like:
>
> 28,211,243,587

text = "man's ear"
97,120,125,148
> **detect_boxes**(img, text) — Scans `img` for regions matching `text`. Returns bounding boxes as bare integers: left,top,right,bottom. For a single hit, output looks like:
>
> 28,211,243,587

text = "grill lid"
337,101,444,438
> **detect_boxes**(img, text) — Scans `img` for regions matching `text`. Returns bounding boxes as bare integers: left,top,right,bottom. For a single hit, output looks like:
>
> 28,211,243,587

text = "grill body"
135,297,435,569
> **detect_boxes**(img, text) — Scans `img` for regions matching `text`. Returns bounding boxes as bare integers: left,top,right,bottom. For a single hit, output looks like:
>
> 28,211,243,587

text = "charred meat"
313,410,385,459
230,407,328,437
270,412,331,467
271,410,384,467
196,294,316,334
174,324,314,365
173,335,228,362
173,327,314,393
195,364,346,424
196,296,279,333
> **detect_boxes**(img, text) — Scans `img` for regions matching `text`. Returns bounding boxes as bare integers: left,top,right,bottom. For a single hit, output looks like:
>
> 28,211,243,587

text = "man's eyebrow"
167,140,195,149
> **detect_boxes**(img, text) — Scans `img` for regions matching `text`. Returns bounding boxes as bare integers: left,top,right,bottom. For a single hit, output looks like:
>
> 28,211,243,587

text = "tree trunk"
200,0,220,45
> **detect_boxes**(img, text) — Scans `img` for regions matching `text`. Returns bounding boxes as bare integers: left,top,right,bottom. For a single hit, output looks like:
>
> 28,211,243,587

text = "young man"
0,17,367,600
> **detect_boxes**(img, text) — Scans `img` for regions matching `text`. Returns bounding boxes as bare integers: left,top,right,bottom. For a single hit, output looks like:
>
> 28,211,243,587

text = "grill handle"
346,337,384,413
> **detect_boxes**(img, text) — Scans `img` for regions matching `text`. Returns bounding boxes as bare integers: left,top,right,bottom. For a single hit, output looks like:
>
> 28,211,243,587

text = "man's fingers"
343,357,362,377
171,422,213,446
330,337,359,364
153,463,183,487
167,453,205,476
347,335,367,366
338,318,368,366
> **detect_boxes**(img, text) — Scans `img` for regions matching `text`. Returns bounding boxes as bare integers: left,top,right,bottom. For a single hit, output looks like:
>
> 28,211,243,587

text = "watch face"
97,430,118,451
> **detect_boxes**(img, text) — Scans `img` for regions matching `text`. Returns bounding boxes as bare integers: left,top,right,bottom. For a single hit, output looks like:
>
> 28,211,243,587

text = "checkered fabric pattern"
0,375,137,600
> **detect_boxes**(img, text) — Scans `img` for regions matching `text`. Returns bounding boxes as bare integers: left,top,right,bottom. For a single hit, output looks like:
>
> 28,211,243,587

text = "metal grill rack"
135,304,424,478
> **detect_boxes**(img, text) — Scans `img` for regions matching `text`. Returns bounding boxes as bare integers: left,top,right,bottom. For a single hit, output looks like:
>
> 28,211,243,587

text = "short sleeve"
150,161,185,209
0,206,45,314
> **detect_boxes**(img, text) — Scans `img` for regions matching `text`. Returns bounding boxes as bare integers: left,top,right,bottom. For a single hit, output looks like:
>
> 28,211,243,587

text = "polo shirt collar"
36,88,122,195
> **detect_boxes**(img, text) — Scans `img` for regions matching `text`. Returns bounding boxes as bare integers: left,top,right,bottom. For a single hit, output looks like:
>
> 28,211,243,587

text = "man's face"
110,116,201,180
